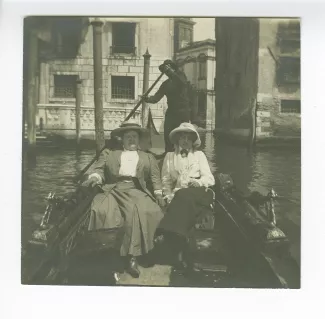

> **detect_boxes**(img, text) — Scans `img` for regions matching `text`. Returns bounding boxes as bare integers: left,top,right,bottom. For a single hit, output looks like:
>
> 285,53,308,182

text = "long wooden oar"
74,72,164,183
125,72,164,121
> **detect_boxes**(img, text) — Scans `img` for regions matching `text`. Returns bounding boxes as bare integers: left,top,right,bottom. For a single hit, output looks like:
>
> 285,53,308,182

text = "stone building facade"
214,18,300,144
173,18,216,131
30,17,174,139
176,39,216,131
256,19,300,141
173,18,195,56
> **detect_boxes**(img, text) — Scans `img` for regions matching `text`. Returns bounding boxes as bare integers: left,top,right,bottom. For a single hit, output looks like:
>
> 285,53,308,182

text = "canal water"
22,133,301,268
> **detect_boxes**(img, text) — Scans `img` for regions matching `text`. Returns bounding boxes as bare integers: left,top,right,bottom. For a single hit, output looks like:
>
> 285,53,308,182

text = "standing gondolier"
143,60,191,154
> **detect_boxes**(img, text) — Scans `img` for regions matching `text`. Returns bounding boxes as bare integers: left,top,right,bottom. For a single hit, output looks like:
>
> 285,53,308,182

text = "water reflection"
203,134,301,264
22,133,301,265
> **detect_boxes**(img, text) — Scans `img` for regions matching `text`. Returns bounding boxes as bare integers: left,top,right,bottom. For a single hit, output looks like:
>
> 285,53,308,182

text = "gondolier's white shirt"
161,150,215,196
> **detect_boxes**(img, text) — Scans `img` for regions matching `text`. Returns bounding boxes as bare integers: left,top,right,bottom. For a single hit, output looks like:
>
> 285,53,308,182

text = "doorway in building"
197,91,207,128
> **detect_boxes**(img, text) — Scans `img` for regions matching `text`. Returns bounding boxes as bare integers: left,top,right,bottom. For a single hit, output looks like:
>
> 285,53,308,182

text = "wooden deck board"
117,265,172,286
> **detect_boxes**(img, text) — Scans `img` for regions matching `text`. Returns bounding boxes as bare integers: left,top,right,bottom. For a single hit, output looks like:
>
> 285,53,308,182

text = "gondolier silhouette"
143,60,191,154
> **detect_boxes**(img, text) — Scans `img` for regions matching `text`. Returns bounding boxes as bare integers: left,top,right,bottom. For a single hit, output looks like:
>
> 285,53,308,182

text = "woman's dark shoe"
126,257,140,278
154,234,165,245
139,252,156,268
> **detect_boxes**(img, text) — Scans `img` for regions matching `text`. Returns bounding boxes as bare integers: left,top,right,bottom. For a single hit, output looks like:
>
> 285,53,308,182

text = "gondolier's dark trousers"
164,108,190,152
157,187,214,239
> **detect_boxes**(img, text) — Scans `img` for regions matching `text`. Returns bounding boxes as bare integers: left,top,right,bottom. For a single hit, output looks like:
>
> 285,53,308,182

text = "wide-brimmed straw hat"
111,119,148,138
169,122,201,148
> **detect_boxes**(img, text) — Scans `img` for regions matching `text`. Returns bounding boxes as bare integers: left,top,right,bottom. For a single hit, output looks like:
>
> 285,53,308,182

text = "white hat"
169,122,201,148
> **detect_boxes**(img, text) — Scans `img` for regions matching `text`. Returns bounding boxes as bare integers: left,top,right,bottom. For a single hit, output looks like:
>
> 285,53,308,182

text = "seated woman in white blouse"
155,122,215,266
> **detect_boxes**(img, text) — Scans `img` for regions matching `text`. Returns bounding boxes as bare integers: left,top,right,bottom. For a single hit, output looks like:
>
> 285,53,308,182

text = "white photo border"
1,0,324,318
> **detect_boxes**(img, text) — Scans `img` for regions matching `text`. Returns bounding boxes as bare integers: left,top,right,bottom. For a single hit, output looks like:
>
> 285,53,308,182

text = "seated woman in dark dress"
155,123,215,265
82,120,165,278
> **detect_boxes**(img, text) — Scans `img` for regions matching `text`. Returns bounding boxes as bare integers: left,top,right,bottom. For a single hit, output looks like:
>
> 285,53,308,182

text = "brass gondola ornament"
40,192,56,229
265,188,278,226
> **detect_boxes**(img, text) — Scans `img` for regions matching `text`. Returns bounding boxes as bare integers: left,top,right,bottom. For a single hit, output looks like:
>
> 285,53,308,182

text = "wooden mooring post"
142,48,151,128
214,17,218,134
91,20,105,157
139,48,153,151
75,79,82,153
247,98,257,152
26,27,39,164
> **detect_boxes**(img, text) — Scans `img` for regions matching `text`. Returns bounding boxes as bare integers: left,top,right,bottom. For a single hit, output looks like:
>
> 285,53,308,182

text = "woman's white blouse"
161,150,215,195
118,150,139,177
89,150,139,183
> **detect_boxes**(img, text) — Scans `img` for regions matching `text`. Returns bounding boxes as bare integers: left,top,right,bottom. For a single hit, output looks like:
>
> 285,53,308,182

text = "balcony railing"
110,45,137,55
37,104,141,132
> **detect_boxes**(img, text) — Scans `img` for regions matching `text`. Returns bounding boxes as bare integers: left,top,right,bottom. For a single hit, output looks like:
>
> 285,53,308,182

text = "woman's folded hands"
163,193,174,205
81,176,100,188
188,178,201,188
155,193,166,208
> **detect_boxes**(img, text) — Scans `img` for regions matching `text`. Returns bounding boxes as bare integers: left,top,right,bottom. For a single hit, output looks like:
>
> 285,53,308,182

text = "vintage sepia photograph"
21,16,301,288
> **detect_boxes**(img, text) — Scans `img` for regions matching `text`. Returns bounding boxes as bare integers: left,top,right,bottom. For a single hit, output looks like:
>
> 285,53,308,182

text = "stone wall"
47,56,168,132
214,18,300,143
38,104,141,139
256,18,301,140
256,94,301,139
38,17,174,136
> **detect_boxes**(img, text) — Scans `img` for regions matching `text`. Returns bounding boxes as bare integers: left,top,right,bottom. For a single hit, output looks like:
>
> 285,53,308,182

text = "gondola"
22,151,300,288
22,72,299,288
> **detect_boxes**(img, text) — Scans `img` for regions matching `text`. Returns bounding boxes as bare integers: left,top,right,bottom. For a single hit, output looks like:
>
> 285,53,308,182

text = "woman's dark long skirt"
88,182,163,257
157,187,214,238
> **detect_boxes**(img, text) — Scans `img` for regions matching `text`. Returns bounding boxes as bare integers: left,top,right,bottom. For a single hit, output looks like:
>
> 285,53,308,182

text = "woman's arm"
196,151,215,187
161,153,174,196
87,149,110,184
147,153,163,196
